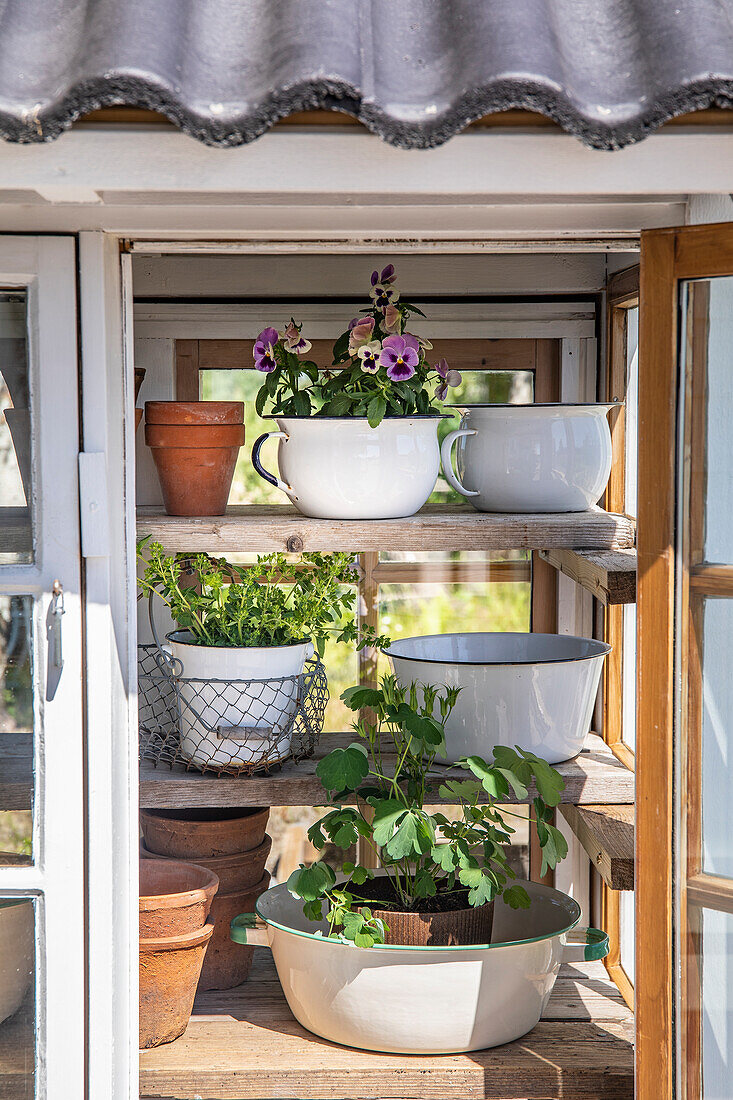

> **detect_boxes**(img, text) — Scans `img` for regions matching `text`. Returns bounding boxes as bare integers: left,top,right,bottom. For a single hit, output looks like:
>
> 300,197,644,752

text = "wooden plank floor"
140,952,633,1100
137,503,636,555
139,733,635,809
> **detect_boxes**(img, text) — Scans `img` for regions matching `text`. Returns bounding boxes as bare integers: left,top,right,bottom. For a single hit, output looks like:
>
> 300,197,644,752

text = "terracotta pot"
141,835,272,895
198,872,270,991
134,367,146,403
145,401,244,426
351,879,494,946
144,412,245,517
140,807,270,858
139,858,219,939
139,922,213,1049
135,408,143,432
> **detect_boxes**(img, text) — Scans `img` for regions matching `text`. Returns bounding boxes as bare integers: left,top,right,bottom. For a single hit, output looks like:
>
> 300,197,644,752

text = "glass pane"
702,599,733,877
0,596,34,865
621,602,636,752
0,895,36,1099
681,278,733,564
619,888,635,985
0,291,33,564
702,907,733,1099
624,306,638,519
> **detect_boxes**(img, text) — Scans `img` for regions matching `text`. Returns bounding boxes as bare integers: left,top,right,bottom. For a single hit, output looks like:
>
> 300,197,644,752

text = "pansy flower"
371,264,396,286
380,334,419,381
383,304,402,333
370,281,400,311
280,319,312,356
435,357,462,400
348,316,375,356
357,340,382,373
253,327,279,373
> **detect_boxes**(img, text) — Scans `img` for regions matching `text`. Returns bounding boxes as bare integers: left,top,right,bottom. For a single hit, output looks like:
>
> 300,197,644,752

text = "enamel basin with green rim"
230,880,608,1054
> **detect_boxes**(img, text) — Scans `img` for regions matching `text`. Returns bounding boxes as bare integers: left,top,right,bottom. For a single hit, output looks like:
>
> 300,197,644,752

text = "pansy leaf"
367,395,387,429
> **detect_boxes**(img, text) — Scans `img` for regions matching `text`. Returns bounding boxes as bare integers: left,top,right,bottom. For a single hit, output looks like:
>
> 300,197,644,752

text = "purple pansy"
253,327,279,373
380,334,419,381
348,317,362,330
371,264,396,286
348,316,375,356
280,319,312,356
435,357,462,400
370,281,400,311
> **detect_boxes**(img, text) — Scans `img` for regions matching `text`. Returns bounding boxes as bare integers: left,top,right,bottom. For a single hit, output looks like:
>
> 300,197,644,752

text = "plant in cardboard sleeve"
287,675,568,947
250,265,462,519
137,539,389,771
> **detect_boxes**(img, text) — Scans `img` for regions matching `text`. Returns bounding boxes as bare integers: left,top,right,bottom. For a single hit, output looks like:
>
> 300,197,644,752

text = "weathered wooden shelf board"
139,733,635,809
540,548,637,605
137,503,636,554
0,732,33,811
139,952,633,1100
560,804,635,890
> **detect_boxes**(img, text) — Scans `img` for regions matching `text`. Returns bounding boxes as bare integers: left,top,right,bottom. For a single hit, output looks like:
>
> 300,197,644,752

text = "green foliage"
137,539,390,655
287,673,568,948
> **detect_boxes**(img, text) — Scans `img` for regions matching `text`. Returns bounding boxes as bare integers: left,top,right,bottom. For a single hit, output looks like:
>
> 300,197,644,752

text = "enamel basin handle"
251,431,297,499
440,428,480,497
562,927,609,962
230,912,269,949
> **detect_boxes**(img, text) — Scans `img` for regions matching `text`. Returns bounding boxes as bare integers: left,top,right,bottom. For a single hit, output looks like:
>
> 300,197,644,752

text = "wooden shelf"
540,548,637,605
139,951,633,1100
137,504,636,555
559,804,635,890
138,734,634,809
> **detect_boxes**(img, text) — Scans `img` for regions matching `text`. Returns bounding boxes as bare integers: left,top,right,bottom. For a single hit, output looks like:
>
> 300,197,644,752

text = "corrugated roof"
1,0,733,150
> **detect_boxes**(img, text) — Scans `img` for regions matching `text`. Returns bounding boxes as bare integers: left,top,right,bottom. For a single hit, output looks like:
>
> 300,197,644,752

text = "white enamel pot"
387,632,610,764
166,631,313,769
230,879,608,1053
0,899,34,1025
441,403,616,512
251,416,443,519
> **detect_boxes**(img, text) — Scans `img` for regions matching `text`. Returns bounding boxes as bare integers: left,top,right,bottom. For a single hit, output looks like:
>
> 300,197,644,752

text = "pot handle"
251,431,297,500
562,927,609,963
230,912,270,949
440,429,480,497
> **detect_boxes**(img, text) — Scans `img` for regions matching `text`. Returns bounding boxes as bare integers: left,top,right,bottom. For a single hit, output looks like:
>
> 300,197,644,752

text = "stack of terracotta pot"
144,401,245,516
139,858,218,1048
140,806,271,991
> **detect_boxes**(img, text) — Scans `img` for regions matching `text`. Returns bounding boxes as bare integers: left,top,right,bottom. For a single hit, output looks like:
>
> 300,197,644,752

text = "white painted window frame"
0,236,85,1099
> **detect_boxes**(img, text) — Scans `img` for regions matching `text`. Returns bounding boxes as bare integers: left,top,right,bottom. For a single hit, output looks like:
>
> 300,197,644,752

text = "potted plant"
250,264,462,519
137,540,387,770
230,678,608,1053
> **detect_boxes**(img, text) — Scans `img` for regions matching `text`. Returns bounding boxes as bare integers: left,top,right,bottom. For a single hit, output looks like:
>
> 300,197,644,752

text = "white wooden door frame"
0,236,85,1098
78,232,139,1100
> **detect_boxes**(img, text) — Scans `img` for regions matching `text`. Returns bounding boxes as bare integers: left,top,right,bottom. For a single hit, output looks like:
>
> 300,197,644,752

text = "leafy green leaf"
316,745,369,793
437,779,482,802
385,811,433,860
503,884,531,910
287,861,335,902
431,843,458,872
371,799,407,847
341,685,383,711
367,395,387,429
462,755,510,799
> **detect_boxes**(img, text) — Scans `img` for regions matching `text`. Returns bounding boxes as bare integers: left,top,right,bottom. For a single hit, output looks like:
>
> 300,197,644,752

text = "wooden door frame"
637,222,733,1100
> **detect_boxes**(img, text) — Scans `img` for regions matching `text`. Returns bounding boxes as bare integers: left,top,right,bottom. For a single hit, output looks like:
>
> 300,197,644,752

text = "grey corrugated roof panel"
1,0,733,151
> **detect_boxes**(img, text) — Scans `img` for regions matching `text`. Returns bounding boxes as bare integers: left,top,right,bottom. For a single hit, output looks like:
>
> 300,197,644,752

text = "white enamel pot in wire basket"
251,415,445,519
146,594,314,771
230,879,609,1054
441,403,618,512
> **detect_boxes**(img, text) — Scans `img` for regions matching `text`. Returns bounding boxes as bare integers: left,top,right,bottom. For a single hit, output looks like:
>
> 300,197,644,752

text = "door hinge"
78,452,110,558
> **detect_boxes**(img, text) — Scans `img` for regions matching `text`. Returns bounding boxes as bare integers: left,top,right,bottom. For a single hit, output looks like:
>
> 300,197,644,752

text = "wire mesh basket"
138,640,329,777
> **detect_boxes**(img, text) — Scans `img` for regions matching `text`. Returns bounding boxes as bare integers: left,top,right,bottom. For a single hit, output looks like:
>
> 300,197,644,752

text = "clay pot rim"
139,859,219,910
140,806,269,826
145,400,244,425
141,834,272,867
216,870,271,903
139,921,215,952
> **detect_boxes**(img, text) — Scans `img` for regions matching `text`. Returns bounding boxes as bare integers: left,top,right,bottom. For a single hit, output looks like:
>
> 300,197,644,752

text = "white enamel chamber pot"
166,631,313,769
251,416,444,519
230,879,608,1053
0,899,34,1025
441,403,617,512
387,632,611,764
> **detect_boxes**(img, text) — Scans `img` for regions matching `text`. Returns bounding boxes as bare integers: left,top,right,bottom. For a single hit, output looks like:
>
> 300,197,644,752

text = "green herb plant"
137,539,389,656
288,676,569,947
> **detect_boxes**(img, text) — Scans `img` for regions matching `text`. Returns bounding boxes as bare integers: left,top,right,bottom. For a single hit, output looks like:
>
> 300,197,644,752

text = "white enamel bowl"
0,899,34,1025
252,416,443,519
167,631,313,769
387,632,610,764
441,403,616,513
230,880,608,1053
